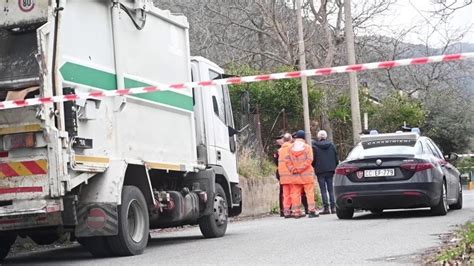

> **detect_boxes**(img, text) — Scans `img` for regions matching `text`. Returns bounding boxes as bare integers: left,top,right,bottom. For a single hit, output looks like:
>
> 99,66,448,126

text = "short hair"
317,130,327,140
283,133,292,142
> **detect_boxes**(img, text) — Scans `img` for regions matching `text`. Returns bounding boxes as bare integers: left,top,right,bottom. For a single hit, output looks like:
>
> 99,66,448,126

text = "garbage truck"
0,0,242,258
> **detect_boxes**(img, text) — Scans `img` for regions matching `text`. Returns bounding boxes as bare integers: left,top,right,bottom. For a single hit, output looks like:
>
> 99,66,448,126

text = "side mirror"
444,152,459,162
228,124,250,137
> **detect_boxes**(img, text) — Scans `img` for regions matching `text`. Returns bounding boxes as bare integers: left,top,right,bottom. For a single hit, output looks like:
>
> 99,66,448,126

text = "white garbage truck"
0,0,242,258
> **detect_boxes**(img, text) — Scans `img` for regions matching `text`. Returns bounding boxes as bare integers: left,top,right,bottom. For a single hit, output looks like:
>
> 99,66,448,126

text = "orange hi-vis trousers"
282,184,292,213
290,183,316,214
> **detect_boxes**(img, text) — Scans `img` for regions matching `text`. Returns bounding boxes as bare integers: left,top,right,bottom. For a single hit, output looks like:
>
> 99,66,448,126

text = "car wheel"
198,183,228,238
369,209,383,214
107,186,150,256
449,180,463,210
431,181,448,216
336,206,354,219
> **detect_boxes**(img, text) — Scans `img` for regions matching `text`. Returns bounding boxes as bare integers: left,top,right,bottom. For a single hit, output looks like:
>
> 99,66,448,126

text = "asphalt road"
5,190,474,265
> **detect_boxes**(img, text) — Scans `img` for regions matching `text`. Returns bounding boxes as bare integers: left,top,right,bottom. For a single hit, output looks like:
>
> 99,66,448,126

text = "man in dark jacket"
312,130,339,214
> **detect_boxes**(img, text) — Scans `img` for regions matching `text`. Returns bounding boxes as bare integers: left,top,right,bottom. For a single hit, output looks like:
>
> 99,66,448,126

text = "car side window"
428,139,444,159
426,140,443,159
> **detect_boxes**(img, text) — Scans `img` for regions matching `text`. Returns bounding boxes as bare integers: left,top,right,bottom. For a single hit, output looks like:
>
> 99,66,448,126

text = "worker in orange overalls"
277,133,294,218
285,130,319,218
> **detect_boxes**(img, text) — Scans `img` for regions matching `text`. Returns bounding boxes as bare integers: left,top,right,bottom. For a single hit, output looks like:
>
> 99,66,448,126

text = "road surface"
5,190,474,265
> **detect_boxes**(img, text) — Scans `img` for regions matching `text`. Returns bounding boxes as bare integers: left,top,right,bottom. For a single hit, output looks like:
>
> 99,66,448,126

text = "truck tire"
107,186,149,256
198,183,228,238
0,233,16,261
77,236,113,257
431,181,448,216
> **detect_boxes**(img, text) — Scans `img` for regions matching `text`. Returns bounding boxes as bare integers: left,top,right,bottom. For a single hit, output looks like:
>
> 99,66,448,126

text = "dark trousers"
317,172,335,209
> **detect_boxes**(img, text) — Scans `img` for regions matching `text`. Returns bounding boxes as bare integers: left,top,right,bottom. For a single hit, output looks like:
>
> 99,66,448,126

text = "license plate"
364,169,395,177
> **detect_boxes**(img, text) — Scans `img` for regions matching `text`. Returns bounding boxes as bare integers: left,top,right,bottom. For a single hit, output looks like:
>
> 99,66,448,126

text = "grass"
437,222,474,263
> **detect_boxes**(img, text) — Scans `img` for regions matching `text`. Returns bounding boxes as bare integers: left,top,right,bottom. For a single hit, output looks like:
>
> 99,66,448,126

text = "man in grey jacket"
312,130,339,215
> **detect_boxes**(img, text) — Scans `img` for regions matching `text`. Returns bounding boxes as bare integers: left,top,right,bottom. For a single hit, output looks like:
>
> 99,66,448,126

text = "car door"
426,139,458,201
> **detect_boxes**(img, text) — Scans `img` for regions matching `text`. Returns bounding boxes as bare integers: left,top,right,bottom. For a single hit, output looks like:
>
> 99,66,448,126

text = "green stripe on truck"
60,62,193,111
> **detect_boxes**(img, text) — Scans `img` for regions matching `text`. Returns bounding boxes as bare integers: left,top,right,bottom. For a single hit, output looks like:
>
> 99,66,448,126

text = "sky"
372,0,474,47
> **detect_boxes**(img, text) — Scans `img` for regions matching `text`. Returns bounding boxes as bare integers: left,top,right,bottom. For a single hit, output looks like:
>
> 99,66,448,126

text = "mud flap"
75,203,118,237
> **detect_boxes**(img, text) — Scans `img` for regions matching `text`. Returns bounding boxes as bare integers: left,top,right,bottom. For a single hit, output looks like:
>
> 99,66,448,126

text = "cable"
119,3,147,30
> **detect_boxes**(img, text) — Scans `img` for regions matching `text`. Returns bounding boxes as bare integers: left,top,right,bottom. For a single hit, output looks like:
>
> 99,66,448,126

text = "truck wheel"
431,181,448,216
29,233,59,245
0,233,16,261
77,236,113,257
107,186,149,256
198,183,228,238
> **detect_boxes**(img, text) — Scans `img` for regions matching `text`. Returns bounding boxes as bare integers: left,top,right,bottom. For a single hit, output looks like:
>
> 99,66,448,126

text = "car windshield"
347,141,422,160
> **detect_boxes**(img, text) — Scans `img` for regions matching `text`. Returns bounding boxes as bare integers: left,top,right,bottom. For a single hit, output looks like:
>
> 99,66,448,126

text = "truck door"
207,70,237,175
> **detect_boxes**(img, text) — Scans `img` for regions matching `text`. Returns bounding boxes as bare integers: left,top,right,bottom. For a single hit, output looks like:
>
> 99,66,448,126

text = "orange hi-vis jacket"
277,142,293,185
285,139,315,184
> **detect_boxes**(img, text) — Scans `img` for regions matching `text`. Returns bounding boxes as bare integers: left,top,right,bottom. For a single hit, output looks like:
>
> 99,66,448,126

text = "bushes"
238,147,276,179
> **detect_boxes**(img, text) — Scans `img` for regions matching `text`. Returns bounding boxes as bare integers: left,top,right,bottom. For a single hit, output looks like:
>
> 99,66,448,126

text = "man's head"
317,130,328,141
293,130,305,139
283,133,292,143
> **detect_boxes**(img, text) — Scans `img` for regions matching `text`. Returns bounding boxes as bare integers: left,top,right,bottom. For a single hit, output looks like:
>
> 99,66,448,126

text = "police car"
334,128,462,219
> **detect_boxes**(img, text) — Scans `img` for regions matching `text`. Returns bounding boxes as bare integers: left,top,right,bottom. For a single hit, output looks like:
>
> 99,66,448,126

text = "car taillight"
335,165,359,175
400,162,434,172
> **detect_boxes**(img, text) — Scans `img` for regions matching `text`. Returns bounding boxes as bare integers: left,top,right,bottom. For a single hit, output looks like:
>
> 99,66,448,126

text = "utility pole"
296,0,312,144
344,0,362,144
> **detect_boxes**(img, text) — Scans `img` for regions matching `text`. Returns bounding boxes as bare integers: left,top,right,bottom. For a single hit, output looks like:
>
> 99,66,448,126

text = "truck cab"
0,0,241,259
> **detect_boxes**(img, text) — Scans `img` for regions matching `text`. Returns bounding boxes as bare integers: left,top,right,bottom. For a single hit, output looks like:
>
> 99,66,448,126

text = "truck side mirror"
228,124,250,137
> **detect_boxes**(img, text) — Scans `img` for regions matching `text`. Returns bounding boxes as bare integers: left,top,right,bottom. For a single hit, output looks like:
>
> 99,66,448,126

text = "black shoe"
308,211,319,218
320,208,330,215
330,207,336,214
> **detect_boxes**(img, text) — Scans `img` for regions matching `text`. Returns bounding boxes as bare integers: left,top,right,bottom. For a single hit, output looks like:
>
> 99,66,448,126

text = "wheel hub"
127,199,146,243
213,195,228,226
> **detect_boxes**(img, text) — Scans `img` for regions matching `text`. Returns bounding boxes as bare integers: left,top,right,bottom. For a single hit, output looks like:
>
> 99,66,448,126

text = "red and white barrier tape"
1,52,473,110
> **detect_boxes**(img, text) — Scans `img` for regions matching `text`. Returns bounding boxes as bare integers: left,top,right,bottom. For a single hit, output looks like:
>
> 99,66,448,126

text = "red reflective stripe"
89,91,105,97
144,86,159,92
256,75,271,81
13,100,27,107
39,97,53,103
170,84,185,89
0,187,43,194
285,71,301,78
64,94,79,101
346,65,365,72
198,80,214,86
379,61,398,68
117,89,130,95
227,78,242,84
0,163,18,177
21,161,47,175
0,219,18,225
316,68,333,75
411,57,429,64
443,54,462,61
